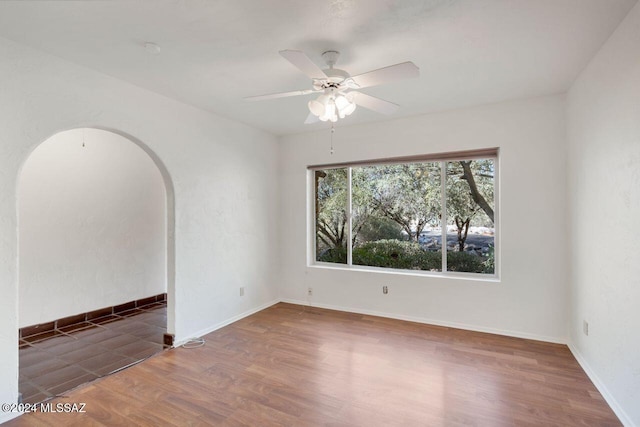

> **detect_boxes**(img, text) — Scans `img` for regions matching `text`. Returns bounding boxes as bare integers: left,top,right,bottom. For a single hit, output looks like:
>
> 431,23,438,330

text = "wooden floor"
7,303,620,426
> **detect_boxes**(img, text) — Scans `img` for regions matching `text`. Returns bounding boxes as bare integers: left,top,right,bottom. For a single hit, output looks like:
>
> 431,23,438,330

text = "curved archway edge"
16,125,176,336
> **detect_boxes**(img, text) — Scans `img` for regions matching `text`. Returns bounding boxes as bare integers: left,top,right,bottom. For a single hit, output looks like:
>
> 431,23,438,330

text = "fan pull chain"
82,129,85,148
330,125,335,155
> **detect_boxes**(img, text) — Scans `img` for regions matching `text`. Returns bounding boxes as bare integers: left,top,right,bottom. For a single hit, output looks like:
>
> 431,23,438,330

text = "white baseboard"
279,298,567,344
568,342,635,427
173,299,280,347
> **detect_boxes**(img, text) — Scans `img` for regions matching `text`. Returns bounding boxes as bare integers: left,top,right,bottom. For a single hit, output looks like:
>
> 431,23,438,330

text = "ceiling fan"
244,50,419,124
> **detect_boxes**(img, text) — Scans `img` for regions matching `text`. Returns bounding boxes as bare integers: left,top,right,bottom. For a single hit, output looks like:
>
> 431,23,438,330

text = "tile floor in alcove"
18,302,167,404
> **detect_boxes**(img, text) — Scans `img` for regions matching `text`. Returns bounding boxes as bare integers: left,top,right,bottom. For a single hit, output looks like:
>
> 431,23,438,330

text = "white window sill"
308,262,501,283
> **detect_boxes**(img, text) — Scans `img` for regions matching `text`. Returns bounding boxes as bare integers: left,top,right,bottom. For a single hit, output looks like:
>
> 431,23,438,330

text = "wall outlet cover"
583,320,589,336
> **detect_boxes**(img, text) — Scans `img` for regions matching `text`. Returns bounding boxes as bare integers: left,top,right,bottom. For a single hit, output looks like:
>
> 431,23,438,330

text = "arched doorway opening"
17,128,175,403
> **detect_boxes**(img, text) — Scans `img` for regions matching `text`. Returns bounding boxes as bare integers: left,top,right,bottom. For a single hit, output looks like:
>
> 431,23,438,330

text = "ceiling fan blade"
350,92,399,115
351,62,419,89
279,50,327,80
244,89,318,102
304,113,320,124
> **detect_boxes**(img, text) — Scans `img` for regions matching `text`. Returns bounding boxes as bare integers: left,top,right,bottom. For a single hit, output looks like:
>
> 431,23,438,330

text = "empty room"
0,0,639,426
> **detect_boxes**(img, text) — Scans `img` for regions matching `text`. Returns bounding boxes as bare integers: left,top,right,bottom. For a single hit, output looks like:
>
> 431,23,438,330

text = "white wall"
18,128,166,327
567,2,640,425
0,36,279,422
279,94,568,343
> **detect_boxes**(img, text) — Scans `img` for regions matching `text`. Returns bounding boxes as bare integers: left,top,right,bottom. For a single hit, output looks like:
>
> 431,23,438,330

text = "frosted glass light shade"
308,92,356,121
308,99,325,116
342,102,356,116
321,102,336,120
335,95,349,111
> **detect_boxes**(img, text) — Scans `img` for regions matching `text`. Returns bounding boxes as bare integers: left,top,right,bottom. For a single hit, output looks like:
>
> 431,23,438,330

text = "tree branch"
460,161,494,223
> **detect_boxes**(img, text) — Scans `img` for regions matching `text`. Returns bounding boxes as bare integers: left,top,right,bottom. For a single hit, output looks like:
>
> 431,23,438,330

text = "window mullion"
347,167,353,266
441,161,447,272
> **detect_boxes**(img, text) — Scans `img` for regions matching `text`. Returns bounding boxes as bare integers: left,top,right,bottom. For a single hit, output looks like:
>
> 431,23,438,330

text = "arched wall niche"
17,127,176,335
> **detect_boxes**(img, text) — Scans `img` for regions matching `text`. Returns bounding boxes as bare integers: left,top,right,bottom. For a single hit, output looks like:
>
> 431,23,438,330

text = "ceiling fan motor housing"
320,50,349,85
322,50,340,67
323,68,350,83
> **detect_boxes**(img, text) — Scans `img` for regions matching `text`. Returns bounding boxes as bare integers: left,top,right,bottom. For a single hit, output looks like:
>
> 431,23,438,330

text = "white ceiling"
0,0,635,135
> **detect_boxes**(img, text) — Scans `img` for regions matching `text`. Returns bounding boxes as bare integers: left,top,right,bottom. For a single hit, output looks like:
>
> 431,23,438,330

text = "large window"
313,150,497,276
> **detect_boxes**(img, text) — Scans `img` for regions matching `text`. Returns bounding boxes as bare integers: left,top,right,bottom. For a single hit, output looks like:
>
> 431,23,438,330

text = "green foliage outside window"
315,157,496,275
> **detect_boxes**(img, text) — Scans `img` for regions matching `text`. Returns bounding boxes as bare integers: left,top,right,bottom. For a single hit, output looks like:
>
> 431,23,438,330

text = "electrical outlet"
383,285,388,294
583,320,589,336
239,287,245,296
308,287,313,296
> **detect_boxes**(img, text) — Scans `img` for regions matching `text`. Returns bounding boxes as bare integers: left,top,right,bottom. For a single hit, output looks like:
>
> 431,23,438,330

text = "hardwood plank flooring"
6,303,621,426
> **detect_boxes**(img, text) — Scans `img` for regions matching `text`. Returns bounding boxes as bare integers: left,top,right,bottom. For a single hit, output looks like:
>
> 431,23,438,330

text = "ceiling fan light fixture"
308,99,325,116
335,94,356,117
310,91,356,122
335,94,349,110
342,102,357,116
321,101,336,121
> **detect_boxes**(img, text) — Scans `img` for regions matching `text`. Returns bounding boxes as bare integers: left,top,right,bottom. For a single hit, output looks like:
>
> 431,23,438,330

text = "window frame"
309,149,500,280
